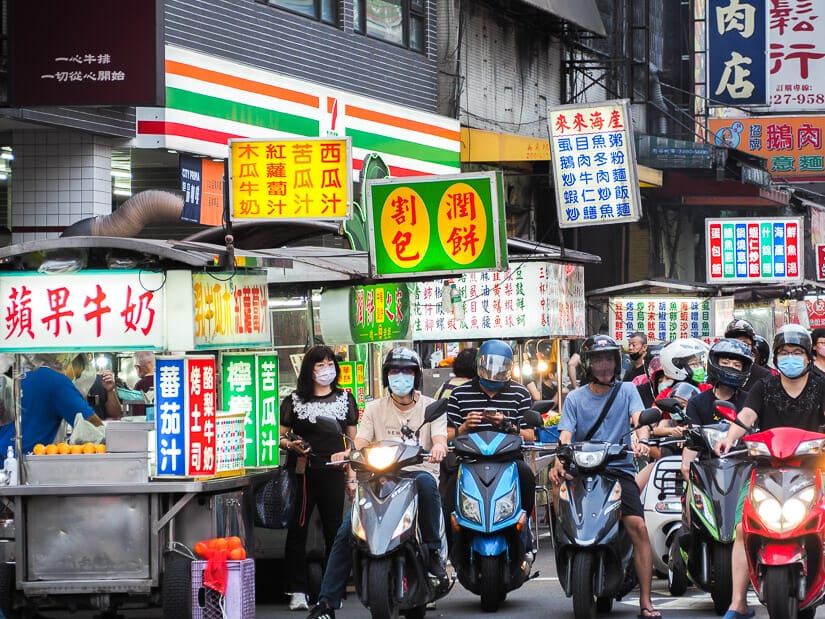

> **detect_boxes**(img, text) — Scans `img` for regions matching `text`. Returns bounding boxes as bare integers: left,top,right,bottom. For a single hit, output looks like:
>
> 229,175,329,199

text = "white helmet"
659,338,710,382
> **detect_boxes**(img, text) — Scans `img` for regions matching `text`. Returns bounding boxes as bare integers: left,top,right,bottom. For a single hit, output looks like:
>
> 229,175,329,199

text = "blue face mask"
777,356,807,378
479,377,505,391
388,373,415,397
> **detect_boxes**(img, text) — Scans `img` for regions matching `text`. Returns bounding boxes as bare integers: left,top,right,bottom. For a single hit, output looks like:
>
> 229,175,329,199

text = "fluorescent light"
0,153,13,161
268,299,304,308
111,170,132,179
0,173,8,181
113,189,133,197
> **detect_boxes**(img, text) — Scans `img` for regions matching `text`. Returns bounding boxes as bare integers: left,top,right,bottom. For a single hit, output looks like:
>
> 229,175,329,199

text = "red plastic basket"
191,558,255,619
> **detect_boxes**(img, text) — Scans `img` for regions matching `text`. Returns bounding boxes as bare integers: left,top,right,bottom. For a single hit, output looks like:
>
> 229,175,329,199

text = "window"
258,0,338,26
354,0,426,52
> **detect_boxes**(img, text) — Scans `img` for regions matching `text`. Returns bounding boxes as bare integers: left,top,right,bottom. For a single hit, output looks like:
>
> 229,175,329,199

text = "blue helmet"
477,340,514,382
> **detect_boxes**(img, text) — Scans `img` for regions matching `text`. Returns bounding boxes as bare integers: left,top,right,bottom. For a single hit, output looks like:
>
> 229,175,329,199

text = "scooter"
449,408,545,612
345,401,452,619
554,407,661,619
667,417,753,614
717,404,825,619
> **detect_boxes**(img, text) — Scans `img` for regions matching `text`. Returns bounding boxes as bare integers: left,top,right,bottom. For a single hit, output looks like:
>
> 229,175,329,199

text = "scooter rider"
305,347,448,619
681,338,752,481
724,319,773,391
716,324,825,619
550,334,662,619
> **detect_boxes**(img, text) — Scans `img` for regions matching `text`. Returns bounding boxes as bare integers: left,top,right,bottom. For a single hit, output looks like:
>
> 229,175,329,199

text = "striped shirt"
446,378,532,431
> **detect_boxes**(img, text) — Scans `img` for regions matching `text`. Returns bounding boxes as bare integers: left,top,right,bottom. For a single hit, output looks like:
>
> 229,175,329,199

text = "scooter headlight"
392,498,418,540
364,445,401,471
573,445,608,469
351,503,367,541
701,427,733,453
751,481,818,533
691,486,716,531
794,439,825,456
493,484,518,524
459,488,482,524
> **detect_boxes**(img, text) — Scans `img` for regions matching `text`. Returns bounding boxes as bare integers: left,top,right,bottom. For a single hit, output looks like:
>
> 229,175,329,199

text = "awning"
586,279,717,297
461,127,663,188
521,0,606,36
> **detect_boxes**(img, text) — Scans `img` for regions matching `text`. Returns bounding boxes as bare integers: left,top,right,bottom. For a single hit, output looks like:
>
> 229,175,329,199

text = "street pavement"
34,527,774,618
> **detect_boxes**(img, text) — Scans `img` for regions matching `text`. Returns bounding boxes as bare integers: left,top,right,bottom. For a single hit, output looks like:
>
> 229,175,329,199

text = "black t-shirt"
686,387,749,426
744,372,825,432
742,363,773,392
280,390,359,467
623,364,646,382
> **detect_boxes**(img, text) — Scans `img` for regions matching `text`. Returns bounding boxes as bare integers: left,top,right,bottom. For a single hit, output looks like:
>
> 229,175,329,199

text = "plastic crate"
191,558,255,619
537,425,560,443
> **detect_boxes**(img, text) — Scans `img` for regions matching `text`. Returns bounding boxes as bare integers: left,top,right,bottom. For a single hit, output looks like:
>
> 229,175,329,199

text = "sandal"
638,608,663,619
721,611,755,619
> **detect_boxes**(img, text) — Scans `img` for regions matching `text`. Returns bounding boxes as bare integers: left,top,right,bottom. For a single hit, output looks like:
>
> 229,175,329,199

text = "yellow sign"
229,137,352,221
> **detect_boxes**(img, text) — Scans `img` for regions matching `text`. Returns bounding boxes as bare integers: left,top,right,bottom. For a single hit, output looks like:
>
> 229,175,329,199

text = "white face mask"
314,366,336,386
658,379,674,391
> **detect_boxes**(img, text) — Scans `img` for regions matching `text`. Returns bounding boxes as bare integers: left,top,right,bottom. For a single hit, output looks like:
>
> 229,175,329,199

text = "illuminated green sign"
350,283,411,343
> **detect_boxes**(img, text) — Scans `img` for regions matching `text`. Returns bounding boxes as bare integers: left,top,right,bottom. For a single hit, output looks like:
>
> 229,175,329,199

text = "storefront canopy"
520,0,606,36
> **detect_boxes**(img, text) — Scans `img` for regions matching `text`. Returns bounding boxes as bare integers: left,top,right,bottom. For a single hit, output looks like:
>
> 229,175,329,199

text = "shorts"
613,471,644,519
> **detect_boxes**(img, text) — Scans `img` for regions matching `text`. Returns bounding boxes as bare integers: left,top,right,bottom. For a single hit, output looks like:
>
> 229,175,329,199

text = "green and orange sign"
366,172,508,278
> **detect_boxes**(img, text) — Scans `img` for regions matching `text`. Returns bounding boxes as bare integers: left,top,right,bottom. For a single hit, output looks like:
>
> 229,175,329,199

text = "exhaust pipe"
61,189,185,238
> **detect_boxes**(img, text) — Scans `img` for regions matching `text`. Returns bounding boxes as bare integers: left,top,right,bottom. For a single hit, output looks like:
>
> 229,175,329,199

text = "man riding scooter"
716,324,825,619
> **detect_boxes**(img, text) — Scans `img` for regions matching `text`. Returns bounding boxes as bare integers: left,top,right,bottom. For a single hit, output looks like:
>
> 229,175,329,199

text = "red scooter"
739,425,825,619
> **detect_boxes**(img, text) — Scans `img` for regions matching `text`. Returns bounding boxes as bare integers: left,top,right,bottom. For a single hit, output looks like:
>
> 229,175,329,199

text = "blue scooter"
449,409,545,612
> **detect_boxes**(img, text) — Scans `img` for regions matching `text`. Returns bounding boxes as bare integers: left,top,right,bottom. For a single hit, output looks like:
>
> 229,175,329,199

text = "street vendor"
0,354,102,456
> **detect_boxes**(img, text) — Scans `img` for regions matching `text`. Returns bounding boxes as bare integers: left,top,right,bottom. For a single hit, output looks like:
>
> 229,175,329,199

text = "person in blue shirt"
0,354,102,455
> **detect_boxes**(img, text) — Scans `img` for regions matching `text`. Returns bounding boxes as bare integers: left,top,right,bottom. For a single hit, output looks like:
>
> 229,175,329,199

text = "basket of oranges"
26,442,148,485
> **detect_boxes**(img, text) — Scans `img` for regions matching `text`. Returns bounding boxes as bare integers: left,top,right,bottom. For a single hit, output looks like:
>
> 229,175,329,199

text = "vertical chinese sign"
337,361,366,420
192,272,271,349
350,283,411,342
0,271,164,351
221,352,279,467
548,99,642,228
155,355,217,477
705,217,804,283
366,172,508,278
180,155,225,226
610,298,714,344
229,137,352,221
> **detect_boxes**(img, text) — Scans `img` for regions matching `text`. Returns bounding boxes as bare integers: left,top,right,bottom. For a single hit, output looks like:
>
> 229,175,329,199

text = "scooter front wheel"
479,556,504,612
572,551,597,619
667,542,688,597
763,565,798,619
367,558,400,619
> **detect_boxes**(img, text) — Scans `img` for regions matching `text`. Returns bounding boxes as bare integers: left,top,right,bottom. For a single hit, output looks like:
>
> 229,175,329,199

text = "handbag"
254,466,297,529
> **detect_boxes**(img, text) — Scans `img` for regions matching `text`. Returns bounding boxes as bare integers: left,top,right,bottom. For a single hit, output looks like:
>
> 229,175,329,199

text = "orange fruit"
209,538,228,552
228,547,246,561
57,442,70,455
194,542,210,559
70,444,83,455
45,444,58,455
33,444,46,456
226,536,242,550
95,444,106,454
82,443,96,454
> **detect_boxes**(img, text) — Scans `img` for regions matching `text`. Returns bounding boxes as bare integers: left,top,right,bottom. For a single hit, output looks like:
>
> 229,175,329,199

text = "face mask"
690,366,706,384
629,351,643,361
658,379,674,391
314,367,337,386
777,356,807,378
817,345,825,358
479,377,505,392
388,373,415,396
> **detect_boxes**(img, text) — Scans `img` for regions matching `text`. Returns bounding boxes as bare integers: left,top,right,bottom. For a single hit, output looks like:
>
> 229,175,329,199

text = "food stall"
0,236,292,616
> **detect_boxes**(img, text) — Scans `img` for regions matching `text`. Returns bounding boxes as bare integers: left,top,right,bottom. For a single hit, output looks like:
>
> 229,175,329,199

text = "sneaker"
289,592,310,611
306,602,336,619
425,549,448,580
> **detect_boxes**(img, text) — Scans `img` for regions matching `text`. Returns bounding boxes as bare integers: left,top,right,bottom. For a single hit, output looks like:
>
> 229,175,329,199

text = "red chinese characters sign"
229,137,352,221
186,356,217,477
0,271,164,351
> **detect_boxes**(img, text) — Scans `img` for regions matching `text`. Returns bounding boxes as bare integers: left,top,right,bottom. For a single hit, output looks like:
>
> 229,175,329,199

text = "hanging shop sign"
228,137,351,222
337,361,366,420
706,1,825,112
180,155,225,226
366,172,508,279
155,355,218,478
817,245,825,281
0,271,166,351
548,99,642,229
807,298,825,328
610,297,735,344
705,217,804,283
220,352,279,468
708,117,825,180
319,283,413,344
192,272,271,349
411,262,586,340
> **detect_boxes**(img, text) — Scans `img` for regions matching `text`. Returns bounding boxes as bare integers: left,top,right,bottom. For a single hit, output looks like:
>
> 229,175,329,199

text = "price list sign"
705,217,803,283
611,298,712,344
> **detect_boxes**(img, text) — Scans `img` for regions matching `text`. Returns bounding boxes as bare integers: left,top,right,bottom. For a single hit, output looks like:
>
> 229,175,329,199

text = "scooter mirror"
638,407,662,427
655,397,681,415
523,410,544,428
531,400,556,415
424,398,448,423
714,400,738,423
313,416,356,450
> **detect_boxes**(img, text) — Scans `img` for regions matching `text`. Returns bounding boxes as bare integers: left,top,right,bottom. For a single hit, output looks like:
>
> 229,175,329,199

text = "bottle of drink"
4,446,18,486
441,281,453,313
451,284,465,321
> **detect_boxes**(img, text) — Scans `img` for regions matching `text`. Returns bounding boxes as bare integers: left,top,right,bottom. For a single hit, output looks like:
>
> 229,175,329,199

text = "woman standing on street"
279,346,359,611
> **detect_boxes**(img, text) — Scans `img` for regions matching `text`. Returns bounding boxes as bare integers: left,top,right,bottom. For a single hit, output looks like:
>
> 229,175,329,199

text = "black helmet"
581,334,622,386
724,319,756,344
752,335,770,366
707,338,753,389
382,347,423,390
772,324,813,364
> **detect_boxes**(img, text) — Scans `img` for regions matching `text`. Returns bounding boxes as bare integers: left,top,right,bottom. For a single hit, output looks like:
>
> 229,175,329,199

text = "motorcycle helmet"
752,335,770,367
772,324,813,364
707,338,753,389
659,338,710,382
724,319,756,345
477,340,514,382
381,347,423,390
581,334,622,386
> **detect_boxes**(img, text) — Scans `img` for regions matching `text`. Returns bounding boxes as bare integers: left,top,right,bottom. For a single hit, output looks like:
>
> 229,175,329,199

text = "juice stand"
0,236,287,616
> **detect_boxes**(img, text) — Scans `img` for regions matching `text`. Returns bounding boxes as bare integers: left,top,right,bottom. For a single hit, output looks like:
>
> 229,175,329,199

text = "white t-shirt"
356,393,447,479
